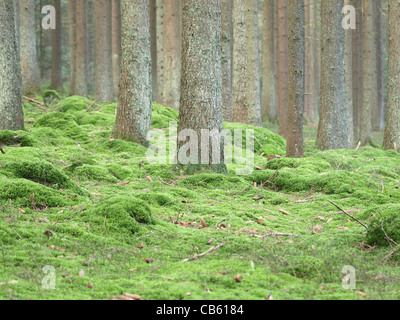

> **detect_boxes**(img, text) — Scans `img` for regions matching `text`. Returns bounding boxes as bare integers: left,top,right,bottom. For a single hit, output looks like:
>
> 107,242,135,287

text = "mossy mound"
33,112,87,141
0,148,84,195
91,196,153,234
152,103,179,129
365,204,400,246
57,96,92,113
74,164,119,183
136,192,176,207
0,176,71,207
0,130,40,148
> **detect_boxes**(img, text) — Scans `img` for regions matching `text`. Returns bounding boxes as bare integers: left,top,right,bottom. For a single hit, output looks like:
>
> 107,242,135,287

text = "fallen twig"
328,201,368,229
181,244,224,263
215,215,231,228
85,100,97,112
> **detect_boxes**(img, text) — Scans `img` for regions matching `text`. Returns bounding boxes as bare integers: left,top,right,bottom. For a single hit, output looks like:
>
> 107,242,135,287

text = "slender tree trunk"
0,0,24,131
221,0,233,122
286,0,304,158
344,0,354,147
150,0,157,101
95,0,114,101
316,0,348,151
69,0,77,95
178,0,227,174
19,0,41,95
114,0,152,147
360,0,376,146
112,0,122,98
51,0,62,90
383,0,400,152
374,0,385,131
245,0,262,127
278,0,288,137
75,0,88,97
262,0,277,123
352,0,363,142
273,0,279,119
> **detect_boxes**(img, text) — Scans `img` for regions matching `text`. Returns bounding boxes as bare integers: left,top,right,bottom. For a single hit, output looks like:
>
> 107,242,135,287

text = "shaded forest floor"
0,95,399,300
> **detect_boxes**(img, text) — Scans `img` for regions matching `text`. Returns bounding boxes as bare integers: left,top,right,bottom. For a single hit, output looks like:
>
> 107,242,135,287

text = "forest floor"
0,94,399,300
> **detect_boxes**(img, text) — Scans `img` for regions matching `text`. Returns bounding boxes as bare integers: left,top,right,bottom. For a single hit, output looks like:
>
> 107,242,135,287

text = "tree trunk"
360,0,376,146
156,0,181,109
316,0,348,151
221,0,233,122
114,0,152,147
75,0,88,97
286,0,304,158
69,0,77,95
344,0,354,147
51,0,62,90
262,0,277,123
278,0,288,137
178,0,227,174
383,0,400,152
374,0,385,131
0,0,24,130
150,0,157,101
19,0,41,95
95,0,114,101
112,0,122,98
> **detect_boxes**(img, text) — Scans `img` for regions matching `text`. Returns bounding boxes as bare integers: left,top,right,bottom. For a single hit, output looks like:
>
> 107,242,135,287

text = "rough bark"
278,0,288,137
75,0,88,97
383,0,400,152
286,0,304,158
150,0,157,101
19,0,41,95
374,0,385,131
0,0,24,130
316,0,348,151
95,0,114,101
114,0,152,147
221,0,233,122
51,0,62,90
177,0,227,174
262,0,277,123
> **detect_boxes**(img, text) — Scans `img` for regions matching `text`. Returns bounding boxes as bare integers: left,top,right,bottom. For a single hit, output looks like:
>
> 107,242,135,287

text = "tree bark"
262,0,277,123
95,0,114,101
112,0,122,98
278,0,288,137
69,0,77,95
75,0,88,97
221,0,233,122
114,0,152,147
51,0,62,90
0,0,24,130
360,0,376,146
150,0,157,101
344,0,354,147
316,0,348,151
19,0,41,95
178,0,227,174
383,0,400,152
286,0,304,158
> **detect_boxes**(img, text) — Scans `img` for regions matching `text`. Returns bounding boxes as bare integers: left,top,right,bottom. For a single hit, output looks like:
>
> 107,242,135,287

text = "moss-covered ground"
0,95,399,300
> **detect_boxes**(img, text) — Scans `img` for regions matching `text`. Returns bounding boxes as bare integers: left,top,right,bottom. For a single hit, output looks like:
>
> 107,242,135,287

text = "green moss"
90,196,153,234
0,130,40,148
136,192,176,207
365,204,400,246
152,103,179,129
74,164,119,183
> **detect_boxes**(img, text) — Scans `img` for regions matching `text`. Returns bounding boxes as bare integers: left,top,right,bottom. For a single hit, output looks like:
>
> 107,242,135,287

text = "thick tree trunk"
316,0,348,151
360,0,376,146
278,0,288,137
114,0,152,147
0,0,24,130
150,0,157,101
178,0,227,174
19,0,41,95
75,0,88,97
112,0,122,98
262,0,277,123
286,0,304,158
51,0,62,90
344,0,354,147
221,0,233,122
374,0,385,131
95,0,114,101
383,0,400,152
